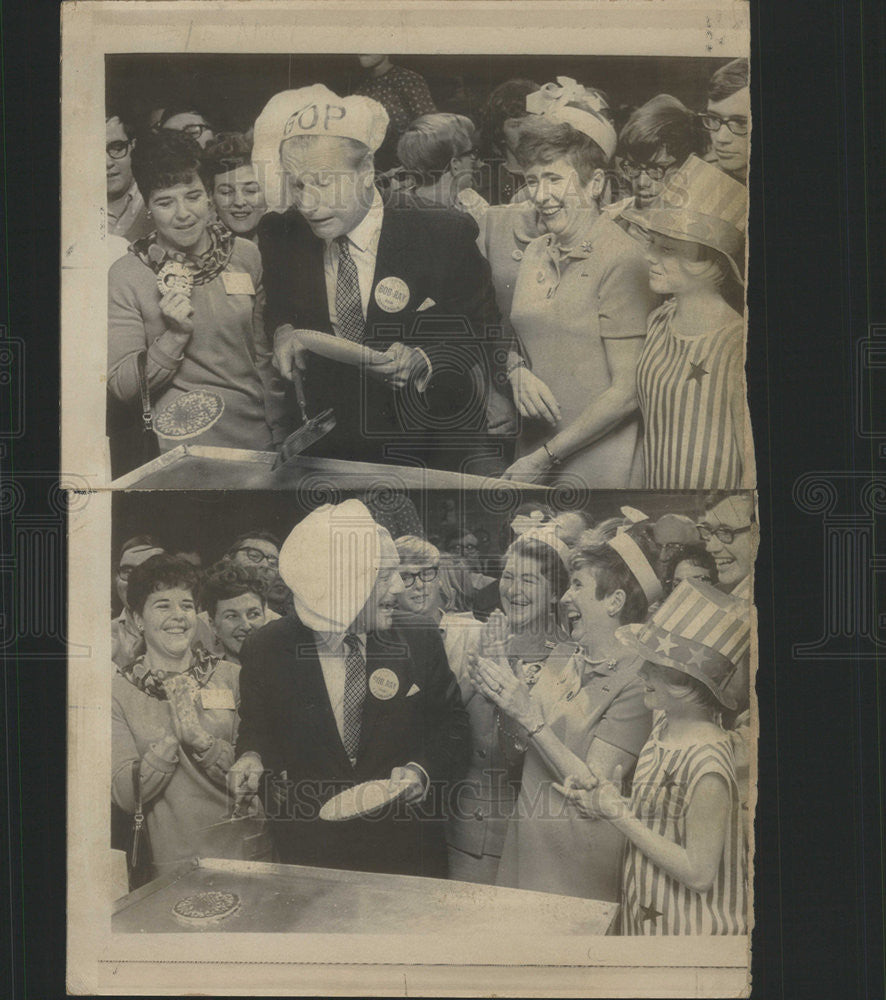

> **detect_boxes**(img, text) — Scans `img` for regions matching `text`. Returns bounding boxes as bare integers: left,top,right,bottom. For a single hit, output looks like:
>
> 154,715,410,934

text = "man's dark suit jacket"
236,614,470,878
258,204,506,471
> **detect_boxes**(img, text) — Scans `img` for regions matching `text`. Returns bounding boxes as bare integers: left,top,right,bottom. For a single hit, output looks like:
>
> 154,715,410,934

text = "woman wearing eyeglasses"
626,155,751,489
107,130,289,472
610,94,708,219
158,104,216,149
392,113,489,226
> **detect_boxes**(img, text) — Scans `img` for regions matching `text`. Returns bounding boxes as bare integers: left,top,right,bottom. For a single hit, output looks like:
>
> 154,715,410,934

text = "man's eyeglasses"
166,122,212,140
618,158,676,182
106,139,133,160
697,523,754,544
400,566,439,588
698,113,749,137
236,546,279,568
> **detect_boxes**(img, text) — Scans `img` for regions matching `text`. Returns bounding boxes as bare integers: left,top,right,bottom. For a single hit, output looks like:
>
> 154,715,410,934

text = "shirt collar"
335,189,384,254
314,630,368,655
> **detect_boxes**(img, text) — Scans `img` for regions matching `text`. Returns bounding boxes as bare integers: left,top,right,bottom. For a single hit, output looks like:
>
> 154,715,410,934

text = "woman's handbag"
126,758,154,890
107,350,160,478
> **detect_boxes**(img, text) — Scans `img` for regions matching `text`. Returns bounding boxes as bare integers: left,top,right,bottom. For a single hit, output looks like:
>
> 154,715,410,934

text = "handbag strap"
130,758,146,867
136,350,153,434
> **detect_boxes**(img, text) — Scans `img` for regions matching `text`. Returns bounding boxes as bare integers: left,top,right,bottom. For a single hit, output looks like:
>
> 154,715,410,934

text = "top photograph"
96,48,752,491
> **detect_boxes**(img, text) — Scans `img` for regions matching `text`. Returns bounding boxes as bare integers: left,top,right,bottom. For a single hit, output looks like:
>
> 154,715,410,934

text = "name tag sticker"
201,687,236,711
221,271,256,296
374,277,410,313
368,668,400,701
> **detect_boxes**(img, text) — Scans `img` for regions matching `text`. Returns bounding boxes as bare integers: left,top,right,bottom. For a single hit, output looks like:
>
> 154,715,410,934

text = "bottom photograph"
106,486,755,941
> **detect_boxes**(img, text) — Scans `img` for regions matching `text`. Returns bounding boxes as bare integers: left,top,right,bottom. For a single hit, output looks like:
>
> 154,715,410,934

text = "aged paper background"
64,1,754,995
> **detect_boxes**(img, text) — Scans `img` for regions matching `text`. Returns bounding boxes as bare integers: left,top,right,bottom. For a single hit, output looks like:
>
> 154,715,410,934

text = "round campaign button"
368,668,400,700
156,260,194,297
511,249,524,261
374,276,410,313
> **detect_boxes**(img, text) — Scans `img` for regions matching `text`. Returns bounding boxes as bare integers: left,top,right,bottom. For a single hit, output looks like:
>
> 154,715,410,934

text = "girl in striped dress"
623,155,751,489
556,578,749,935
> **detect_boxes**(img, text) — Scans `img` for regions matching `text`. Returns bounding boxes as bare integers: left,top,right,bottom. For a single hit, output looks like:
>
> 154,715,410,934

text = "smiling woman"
106,130,291,476
112,554,269,885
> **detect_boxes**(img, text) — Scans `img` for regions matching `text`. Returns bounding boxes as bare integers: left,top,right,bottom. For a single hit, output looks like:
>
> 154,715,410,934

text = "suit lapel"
287,621,354,777
289,210,332,331
366,209,412,335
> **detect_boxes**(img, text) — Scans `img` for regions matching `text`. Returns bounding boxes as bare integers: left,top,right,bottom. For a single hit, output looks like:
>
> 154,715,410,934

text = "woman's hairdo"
568,523,659,625
200,560,267,617
617,93,707,165
662,544,719,587
514,101,613,183
158,104,212,130
130,129,212,202
478,78,540,153
396,113,477,183
126,553,200,616
436,553,473,614
202,131,254,179
394,534,440,566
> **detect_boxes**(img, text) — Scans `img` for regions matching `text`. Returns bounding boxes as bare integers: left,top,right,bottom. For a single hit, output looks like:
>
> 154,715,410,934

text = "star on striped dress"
621,714,747,935
637,299,746,488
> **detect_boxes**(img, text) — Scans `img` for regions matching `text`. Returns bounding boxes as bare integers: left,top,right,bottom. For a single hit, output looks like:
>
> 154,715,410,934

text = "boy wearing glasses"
106,113,152,241
701,58,750,183
697,492,756,598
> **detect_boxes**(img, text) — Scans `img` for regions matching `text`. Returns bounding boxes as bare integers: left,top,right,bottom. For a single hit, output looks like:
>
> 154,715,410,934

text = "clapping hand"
554,765,628,821
470,654,534,726
163,674,212,752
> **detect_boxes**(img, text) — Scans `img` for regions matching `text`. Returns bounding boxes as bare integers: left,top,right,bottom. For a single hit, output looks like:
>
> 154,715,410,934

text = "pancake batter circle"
172,890,240,927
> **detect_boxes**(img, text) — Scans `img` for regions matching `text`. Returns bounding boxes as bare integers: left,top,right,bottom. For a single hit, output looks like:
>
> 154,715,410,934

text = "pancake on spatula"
319,777,414,822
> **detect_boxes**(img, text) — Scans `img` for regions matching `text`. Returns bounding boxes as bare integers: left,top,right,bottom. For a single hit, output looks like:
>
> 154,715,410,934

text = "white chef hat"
279,499,386,633
252,85,389,213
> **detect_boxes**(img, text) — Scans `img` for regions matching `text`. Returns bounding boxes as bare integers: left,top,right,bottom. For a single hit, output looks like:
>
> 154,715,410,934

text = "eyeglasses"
696,523,754,544
106,139,133,160
235,546,279,568
698,113,749,137
166,122,212,140
618,158,676,182
400,567,439,588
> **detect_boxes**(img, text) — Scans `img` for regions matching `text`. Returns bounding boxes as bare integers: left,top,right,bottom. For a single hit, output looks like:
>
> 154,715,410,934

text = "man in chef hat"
229,498,470,877
251,85,508,473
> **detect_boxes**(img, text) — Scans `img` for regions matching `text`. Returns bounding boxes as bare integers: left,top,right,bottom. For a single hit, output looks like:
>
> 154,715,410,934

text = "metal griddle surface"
112,858,618,935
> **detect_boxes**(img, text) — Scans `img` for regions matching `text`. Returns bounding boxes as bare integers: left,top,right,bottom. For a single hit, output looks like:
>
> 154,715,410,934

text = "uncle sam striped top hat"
615,578,749,710
622,154,747,284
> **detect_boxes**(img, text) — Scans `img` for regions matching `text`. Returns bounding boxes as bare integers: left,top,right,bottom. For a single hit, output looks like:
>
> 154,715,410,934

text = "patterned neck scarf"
119,642,219,700
129,221,235,287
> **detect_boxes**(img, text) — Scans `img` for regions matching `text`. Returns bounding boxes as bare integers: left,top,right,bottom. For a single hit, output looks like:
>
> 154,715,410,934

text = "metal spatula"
273,369,336,468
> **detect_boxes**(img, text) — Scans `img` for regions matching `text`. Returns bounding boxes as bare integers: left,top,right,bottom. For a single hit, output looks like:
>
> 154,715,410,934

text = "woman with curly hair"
200,560,268,665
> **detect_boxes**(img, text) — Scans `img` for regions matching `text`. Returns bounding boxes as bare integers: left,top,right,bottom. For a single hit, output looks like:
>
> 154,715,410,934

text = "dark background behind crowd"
107,52,724,138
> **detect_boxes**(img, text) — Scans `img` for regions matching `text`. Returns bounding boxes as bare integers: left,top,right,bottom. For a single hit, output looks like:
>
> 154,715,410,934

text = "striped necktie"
342,633,367,764
335,236,365,343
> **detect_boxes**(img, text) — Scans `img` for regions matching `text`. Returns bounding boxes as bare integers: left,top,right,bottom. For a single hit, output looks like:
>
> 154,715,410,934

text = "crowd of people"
106,56,752,486
111,490,754,935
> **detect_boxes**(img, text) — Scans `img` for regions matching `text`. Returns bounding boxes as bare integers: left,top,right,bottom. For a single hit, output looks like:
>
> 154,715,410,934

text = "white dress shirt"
312,628,429,789
322,191,385,335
